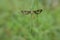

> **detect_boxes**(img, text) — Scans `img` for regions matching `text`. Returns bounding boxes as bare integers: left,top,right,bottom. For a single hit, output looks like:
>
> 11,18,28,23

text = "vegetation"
0,0,60,40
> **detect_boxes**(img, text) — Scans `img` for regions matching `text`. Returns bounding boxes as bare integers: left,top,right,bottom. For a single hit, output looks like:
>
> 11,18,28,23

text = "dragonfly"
21,9,43,15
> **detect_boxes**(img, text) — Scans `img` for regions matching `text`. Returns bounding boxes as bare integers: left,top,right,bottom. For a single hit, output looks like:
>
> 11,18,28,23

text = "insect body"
21,9,43,15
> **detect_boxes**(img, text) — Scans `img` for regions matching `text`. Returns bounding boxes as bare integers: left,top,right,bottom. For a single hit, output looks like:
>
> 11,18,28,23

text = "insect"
21,9,43,15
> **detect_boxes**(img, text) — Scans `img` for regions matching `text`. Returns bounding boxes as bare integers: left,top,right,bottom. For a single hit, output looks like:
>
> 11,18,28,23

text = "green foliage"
0,0,60,40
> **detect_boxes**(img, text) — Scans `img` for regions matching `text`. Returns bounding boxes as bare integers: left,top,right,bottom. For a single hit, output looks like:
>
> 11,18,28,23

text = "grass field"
0,0,60,40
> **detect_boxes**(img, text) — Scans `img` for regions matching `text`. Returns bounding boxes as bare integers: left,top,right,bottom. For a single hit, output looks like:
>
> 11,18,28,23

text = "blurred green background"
0,0,60,40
